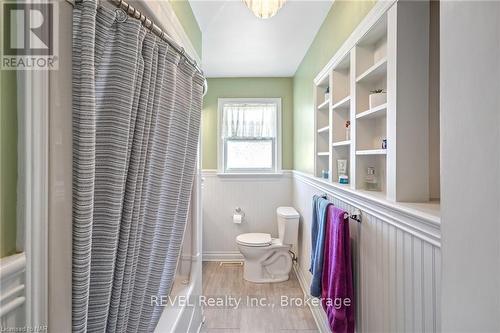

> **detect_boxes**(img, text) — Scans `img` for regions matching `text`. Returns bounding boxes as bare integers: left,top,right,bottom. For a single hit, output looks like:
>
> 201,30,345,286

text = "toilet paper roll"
233,214,243,224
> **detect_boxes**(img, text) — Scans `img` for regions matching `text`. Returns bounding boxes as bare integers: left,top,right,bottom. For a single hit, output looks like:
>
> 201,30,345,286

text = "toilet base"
240,248,293,283
243,263,290,283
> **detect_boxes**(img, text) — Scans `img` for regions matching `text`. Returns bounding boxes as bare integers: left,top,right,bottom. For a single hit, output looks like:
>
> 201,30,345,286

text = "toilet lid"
236,233,272,247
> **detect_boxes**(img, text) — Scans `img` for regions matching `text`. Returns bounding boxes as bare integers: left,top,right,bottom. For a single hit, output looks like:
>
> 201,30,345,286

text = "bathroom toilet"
236,207,300,283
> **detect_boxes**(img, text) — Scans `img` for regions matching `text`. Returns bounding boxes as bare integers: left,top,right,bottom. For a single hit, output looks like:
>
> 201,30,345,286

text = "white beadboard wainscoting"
292,171,441,333
201,170,293,261
201,169,441,332
0,253,26,328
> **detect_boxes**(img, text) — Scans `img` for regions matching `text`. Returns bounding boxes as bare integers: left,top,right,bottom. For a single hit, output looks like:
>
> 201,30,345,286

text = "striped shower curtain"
71,1,204,332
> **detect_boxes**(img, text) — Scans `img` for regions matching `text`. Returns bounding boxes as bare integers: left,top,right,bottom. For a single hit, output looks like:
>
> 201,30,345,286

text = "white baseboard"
293,264,330,333
202,251,243,262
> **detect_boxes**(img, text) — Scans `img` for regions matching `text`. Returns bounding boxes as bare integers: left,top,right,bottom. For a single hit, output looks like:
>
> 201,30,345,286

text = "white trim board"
202,251,244,262
17,65,50,328
202,169,293,179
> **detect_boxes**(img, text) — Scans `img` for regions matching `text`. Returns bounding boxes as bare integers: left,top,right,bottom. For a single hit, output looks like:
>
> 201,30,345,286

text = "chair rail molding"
292,171,440,246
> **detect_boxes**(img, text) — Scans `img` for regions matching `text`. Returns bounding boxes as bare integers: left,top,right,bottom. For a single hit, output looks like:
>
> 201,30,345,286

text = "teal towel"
309,195,331,297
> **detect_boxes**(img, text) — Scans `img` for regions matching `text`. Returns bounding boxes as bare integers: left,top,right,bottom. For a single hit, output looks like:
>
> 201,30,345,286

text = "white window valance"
222,103,277,139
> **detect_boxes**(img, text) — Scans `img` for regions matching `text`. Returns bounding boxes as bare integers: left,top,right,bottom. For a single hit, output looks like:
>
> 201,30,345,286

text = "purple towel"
321,206,354,333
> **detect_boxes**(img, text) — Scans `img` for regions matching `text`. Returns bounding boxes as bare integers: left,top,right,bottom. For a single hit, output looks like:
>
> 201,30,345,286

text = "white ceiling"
189,0,333,77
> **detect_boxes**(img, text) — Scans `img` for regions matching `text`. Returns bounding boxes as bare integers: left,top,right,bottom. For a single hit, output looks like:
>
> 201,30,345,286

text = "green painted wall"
202,77,294,170
169,0,202,58
292,0,376,173
0,69,18,258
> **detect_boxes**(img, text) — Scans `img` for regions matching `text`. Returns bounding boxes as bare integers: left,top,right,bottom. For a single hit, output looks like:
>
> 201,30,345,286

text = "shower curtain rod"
67,0,207,94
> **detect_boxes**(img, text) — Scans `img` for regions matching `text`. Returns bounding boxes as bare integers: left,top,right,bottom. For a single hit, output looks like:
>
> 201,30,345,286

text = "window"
218,98,281,174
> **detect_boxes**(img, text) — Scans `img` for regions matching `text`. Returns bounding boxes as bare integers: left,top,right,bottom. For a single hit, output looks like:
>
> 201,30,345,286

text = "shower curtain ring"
125,2,130,14
115,0,127,22
179,47,186,63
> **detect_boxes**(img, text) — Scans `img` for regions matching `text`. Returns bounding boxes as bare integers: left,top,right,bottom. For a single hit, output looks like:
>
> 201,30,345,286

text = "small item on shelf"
345,120,351,141
337,160,348,184
364,167,379,191
321,169,329,179
324,87,330,103
369,89,387,109
382,139,387,149
339,175,349,184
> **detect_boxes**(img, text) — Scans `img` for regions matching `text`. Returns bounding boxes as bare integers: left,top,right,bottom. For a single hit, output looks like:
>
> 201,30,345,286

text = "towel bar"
320,193,362,223
347,209,362,223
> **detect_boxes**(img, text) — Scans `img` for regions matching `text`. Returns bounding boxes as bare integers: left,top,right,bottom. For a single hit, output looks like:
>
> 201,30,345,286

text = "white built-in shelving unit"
313,0,435,203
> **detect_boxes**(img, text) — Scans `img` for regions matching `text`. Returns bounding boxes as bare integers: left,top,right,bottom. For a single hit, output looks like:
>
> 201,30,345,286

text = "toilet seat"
236,233,272,247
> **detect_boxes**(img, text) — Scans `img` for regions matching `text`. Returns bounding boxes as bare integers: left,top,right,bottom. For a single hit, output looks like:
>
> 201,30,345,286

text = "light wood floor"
201,262,319,333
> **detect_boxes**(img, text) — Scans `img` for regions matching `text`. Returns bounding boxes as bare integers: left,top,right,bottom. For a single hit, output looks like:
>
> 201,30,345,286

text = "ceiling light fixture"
243,0,287,19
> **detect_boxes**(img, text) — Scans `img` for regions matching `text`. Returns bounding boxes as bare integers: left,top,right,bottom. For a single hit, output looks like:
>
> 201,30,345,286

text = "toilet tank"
276,207,300,246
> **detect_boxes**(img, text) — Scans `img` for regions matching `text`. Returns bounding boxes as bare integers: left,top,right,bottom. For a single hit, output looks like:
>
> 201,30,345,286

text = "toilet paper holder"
233,207,245,218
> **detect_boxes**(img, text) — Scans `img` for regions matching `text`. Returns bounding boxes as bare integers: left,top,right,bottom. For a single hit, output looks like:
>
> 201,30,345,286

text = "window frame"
217,98,282,175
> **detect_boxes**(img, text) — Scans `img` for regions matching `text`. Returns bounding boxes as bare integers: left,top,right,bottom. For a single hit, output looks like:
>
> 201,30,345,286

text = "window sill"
215,171,290,178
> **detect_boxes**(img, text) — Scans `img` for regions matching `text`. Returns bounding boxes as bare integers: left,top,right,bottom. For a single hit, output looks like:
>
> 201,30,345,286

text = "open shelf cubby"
356,154,387,194
331,145,350,185
356,114,386,151
315,154,330,180
332,105,350,144
355,16,387,78
316,128,330,154
314,1,435,203
332,55,351,106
